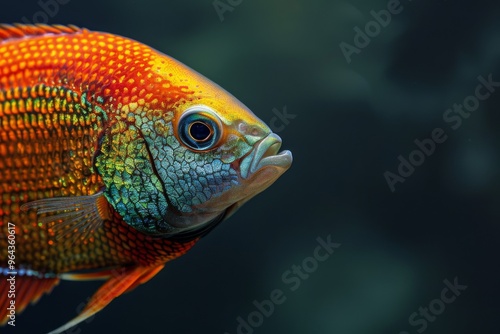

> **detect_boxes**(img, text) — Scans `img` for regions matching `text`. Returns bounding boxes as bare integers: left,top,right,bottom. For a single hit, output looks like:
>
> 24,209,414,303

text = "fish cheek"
94,120,173,235
143,120,240,224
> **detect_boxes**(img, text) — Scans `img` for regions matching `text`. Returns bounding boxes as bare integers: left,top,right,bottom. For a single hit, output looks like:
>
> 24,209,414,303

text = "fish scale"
0,26,198,274
0,26,203,321
0,24,292,333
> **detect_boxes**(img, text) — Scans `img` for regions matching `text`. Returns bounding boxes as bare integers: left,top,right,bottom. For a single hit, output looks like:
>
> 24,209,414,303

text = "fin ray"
47,265,164,334
0,24,81,43
60,268,118,281
21,191,109,245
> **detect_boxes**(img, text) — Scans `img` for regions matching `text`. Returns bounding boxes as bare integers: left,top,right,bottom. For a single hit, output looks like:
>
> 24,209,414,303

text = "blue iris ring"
178,106,222,151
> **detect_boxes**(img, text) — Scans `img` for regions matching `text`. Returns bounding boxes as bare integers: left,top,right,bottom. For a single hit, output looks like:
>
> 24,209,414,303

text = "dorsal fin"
0,24,82,43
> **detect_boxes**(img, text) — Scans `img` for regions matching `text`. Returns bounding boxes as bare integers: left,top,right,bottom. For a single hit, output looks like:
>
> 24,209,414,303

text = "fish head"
97,52,292,237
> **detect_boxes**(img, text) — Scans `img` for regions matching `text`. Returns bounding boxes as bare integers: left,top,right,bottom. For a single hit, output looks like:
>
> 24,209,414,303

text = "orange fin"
21,191,110,245
59,265,161,282
60,269,116,281
47,265,164,334
1,272,59,325
123,265,165,294
0,24,81,43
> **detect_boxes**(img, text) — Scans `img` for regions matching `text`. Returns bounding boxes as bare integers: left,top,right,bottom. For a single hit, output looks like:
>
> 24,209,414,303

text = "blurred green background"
2,0,500,333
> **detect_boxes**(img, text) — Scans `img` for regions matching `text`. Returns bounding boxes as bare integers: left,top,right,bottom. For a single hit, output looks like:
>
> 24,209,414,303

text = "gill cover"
95,104,244,236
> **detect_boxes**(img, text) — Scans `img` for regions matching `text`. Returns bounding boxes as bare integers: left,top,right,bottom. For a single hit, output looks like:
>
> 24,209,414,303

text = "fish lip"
239,133,293,179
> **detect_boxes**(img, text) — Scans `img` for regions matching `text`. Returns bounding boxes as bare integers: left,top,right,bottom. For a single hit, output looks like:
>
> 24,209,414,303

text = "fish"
0,24,292,333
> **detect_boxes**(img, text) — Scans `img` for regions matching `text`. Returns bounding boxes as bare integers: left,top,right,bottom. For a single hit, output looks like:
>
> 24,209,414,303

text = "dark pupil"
189,122,211,141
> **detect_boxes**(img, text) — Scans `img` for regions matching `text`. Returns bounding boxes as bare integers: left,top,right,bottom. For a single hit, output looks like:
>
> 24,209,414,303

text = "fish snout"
239,133,293,180
236,120,271,146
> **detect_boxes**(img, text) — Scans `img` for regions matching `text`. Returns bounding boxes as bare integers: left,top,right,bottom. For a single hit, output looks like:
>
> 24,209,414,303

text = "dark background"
2,0,500,333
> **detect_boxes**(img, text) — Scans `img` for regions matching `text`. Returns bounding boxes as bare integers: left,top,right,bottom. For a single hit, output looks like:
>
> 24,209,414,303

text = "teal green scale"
94,111,239,236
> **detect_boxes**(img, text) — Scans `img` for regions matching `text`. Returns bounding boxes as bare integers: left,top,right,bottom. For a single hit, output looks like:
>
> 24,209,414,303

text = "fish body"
0,24,292,332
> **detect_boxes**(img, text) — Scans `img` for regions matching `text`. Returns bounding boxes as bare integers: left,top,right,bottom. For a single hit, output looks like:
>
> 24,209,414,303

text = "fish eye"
189,121,212,142
178,107,222,151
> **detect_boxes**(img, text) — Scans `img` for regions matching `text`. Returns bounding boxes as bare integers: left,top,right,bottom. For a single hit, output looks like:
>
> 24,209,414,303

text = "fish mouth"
240,133,293,179
205,133,292,221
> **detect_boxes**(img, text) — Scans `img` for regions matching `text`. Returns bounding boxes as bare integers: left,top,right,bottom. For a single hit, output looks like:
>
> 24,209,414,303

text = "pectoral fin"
47,264,164,334
21,191,110,245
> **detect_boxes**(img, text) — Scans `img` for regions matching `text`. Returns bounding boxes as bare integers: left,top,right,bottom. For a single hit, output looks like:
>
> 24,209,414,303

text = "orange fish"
0,24,292,333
